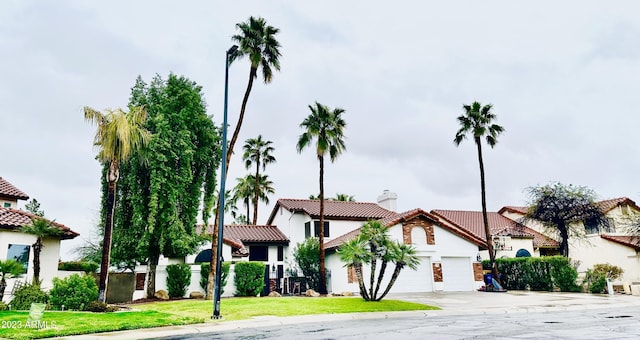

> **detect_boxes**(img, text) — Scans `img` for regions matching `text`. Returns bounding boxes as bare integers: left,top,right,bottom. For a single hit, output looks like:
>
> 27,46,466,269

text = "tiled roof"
601,235,640,250
430,209,559,249
596,197,640,213
267,198,396,223
0,177,29,200
198,224,289,251
325,208,487,251
0,208,79,239
498,206,528,215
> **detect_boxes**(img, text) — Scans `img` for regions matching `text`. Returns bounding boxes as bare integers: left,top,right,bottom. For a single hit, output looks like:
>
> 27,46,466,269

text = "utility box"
630,284,640,296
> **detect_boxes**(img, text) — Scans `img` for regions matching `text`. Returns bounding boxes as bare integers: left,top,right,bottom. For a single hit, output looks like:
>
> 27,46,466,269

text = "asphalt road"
155,306,640,340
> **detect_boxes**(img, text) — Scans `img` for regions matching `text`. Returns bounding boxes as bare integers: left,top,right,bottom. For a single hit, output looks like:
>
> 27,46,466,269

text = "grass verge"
0,310,203,340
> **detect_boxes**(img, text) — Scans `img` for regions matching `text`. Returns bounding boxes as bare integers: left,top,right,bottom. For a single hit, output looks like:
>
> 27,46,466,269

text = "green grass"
133,296,439,321
0,310,203,340
0,297,438,339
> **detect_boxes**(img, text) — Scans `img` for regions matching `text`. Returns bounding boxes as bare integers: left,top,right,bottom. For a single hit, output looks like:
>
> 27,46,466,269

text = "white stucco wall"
569,235,640,283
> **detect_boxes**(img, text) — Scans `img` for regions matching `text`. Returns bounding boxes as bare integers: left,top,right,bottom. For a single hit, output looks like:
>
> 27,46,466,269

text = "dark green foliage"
84,301,117,312
110,74,222,294
9,283,49,310
234,262,265,297
49,274,99,310
291,237,320,291
486,256,579,292
166,264,192,298
200,262,229,295
58,261,99,273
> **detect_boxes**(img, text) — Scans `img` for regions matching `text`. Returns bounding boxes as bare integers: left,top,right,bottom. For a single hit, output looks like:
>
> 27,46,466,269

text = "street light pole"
213,44,238,319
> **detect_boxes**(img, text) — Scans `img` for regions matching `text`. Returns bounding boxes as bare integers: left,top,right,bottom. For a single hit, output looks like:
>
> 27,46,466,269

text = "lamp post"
213,44,238,319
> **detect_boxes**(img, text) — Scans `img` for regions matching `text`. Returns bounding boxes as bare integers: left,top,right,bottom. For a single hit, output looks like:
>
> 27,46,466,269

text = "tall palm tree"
21,217,63,285
251,174,275,216
0,259,25,301
232,175,254,222
454,101,505,283
297,101,347,294
84,106,151,302
208,16,281,299
243,135,276,224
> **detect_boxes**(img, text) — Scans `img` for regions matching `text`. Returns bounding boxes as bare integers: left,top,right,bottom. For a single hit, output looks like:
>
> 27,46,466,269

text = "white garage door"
389,256,433,293
442,257,473,291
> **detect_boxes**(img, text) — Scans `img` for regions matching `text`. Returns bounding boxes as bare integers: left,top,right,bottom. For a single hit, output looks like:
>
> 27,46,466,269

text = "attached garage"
390,256,434,293
442,257,473,291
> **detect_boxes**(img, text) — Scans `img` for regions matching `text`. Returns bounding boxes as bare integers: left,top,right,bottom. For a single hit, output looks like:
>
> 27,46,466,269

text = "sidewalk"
56,291,640,339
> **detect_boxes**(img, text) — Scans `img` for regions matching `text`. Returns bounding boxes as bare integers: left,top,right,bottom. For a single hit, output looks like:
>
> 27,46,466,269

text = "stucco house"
498,197,640,284
0,176,79,301
266,191,487,294
430,209,560,260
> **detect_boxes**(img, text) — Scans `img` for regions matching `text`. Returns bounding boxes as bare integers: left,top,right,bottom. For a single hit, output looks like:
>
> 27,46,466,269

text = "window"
3,202,10,208
305,221,330,238
277,246,284,261
249,246,268,261
7,244,29,272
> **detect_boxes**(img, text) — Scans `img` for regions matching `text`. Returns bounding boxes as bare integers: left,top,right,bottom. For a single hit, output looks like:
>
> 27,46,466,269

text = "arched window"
411,226,427,245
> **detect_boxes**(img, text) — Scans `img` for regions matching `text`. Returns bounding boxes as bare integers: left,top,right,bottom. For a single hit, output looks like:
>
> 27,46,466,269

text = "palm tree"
21,217,63,285
338,238,371,300
208,16,281,298
232,175,254,222
297,101,347,294
454,101,505,283
334,193,355,202
376,243,420,301
84,106,151,302
243,135,276,224
0,259,25,301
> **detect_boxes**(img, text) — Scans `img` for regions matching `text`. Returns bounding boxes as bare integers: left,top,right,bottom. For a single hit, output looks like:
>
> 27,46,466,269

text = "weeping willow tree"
110,74,221,297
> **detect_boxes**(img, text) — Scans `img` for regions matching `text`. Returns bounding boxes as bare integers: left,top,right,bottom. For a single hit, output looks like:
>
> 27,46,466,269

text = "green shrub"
0,301,7,311
200,262,230,295
9,283,48,310
591,263,624,280
547,256,581,292
292,238,320,291
49,274,98,310
582,263,623,294
490,256,579,292
166,264,191,298
234,262,265,297
58,261,99,273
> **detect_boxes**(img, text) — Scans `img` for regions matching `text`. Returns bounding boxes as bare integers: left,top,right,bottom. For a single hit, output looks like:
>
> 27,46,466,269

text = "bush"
83,301,117,313
0,301,7,311
234,262,265,297
49,274,98,310
591,263,624,280
292,237,320,291
548,256,581,292
58,261,99,273
200,262,230,295
582,263,623,294
166,264,191,298
488,256,580,292
9,283,48,310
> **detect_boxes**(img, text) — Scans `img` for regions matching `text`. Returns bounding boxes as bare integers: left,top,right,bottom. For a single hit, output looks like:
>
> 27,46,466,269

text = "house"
266,191,487,293
430,209,560,260
0,176,79,301
498,197,640,284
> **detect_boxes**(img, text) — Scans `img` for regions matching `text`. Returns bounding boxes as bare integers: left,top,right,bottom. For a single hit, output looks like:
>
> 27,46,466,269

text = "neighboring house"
431,209,560,261
0,176,79,301
498,197,640,284
266,191,487,293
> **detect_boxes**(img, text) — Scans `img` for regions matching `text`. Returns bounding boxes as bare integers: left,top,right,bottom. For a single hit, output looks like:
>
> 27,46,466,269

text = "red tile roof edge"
601,234,640,249
0,208,79,239
0,177,29,200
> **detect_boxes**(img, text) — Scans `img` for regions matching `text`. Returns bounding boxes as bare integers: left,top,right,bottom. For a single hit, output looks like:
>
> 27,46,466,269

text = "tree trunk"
475,137,500,284
353,264,369,301
98,163,118,302
368,243,377,299
146,253,159,298
207,66,257,300
32,238,42,285
372,259,389,300
0,278,6,301
559,223,569,257
377,265,403,301
252,161,260,225
318,155,327,294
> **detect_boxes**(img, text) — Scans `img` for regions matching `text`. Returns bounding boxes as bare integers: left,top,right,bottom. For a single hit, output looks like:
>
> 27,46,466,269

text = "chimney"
377,190,397,212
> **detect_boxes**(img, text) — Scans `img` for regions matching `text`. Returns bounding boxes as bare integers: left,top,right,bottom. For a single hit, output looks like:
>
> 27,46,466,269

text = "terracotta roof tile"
267,198,395,223
430,209,559,249
0,208,79,239
596,197,640,213
0,177,29,201
601,235,640,250
498,206,528,215
199,224,289,246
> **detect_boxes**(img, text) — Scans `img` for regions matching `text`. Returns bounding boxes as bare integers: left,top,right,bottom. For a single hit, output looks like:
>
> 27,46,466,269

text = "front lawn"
0,296,437,339
133,296,439,321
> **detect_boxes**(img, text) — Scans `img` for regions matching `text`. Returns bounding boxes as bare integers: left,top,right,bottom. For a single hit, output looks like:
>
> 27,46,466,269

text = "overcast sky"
3,1,640,260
